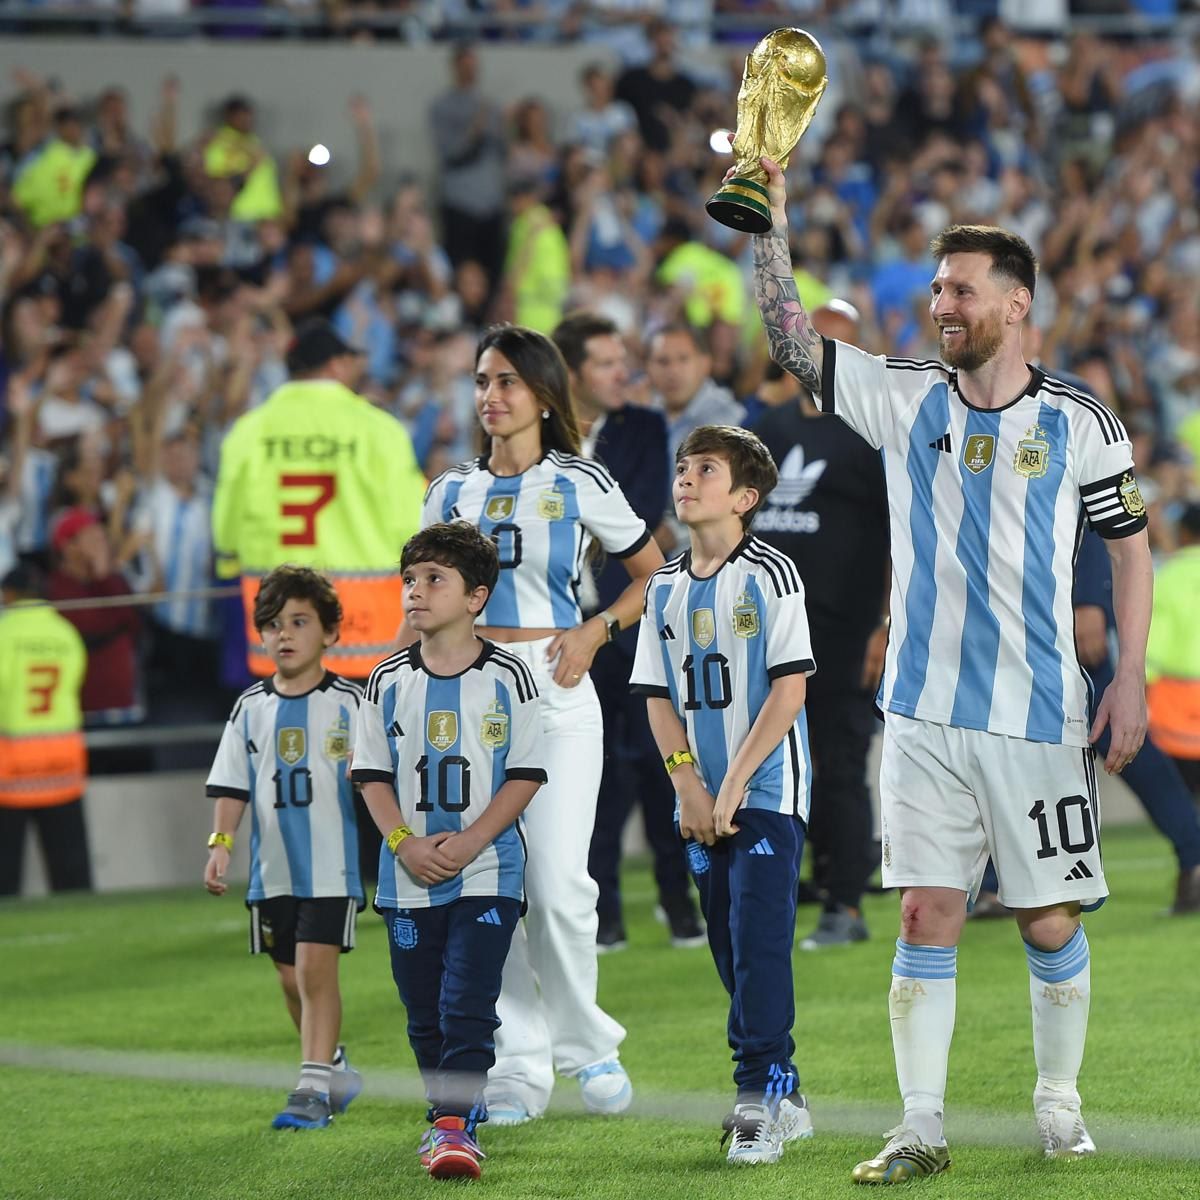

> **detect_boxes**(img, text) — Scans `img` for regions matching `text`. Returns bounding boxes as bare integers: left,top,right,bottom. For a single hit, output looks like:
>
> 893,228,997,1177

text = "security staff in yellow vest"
0,562,91,896
212,319,426,679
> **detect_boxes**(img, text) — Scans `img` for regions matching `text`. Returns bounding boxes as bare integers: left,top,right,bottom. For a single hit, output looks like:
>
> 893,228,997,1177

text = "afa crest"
481,700,510,749
485,495,516,522
691,608,716,649
687,843,711,876
1119,473,1146,518
963,434,995,475
1013,425,1050,479
392,915,419,949
323,714,350,761
732,592,760,639
537,490,565,520
277,727,306,765
427,711,459,752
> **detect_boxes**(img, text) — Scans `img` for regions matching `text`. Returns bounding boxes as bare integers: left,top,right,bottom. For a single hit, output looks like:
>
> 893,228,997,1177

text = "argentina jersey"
819,339,1148,746
630,536,816,821
206,673,364,904
351,641,547,909
422,451,651,629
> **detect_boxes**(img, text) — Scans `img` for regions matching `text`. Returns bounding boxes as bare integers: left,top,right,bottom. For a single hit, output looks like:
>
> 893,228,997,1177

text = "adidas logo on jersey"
1064,860,1094,882
928,432,952,453
749,839,775,857
476,907,503,926
388,721,404,739
659,624,676,642
754,445,825,535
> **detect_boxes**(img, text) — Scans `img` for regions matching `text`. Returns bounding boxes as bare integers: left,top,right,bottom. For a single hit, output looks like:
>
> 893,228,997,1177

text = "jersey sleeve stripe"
205,784,250,801
364,650,411,703
350,768,394,785
228,682,265,724
505,767,548,783
630,682,672,698
820,336,837,414
767,658,815,681
1041,379,1122,445
885,357,947,372
749,538,802,591
613,527,652,559
741,549,785,597
490,648,537,703
547,450,615,493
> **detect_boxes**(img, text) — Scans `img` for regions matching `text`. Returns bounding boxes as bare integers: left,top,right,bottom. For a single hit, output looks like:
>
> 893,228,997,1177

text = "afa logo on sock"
687,842,710,876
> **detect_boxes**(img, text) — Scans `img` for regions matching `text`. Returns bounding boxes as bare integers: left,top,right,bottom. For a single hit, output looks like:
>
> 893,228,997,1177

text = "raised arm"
746,155,823,396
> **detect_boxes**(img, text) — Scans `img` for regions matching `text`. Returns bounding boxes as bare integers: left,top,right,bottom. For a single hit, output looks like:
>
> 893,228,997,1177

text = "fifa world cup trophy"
705,28,828,234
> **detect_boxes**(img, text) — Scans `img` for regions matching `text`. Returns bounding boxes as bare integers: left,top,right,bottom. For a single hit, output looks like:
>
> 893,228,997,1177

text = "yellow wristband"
207,832,234,852
386,825,415,855
664,750,695,775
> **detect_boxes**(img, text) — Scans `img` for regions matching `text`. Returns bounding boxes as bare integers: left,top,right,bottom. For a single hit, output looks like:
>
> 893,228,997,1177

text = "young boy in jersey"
351,523,546,1181
204,565,365,1131
631,425,817,1165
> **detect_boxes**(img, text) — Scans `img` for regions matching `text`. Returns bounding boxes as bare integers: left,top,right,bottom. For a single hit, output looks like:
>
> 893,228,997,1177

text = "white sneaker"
1037,1101,1096,1158
722,1102,784,1165
776,1093,814,1142
576,1058,632,1115
485,1093,535,1126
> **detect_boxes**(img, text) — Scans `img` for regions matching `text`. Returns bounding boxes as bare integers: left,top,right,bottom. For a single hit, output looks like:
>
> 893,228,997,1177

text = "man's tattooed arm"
752,224,823,397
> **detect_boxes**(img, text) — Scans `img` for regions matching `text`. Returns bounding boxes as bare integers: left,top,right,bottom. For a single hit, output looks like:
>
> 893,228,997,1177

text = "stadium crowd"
1,14,1200,847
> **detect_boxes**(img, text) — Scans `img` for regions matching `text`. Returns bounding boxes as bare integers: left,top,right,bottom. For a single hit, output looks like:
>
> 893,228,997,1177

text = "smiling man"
746,156,1153,1183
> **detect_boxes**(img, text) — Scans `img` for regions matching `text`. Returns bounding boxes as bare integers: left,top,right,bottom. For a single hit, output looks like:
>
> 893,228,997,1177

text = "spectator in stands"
615,18,696,154
47,507,143,728
645,324,742,458
12,104,96,230
202,95,283,223
503,176,571,335
566,63,639,156
429,41,508,293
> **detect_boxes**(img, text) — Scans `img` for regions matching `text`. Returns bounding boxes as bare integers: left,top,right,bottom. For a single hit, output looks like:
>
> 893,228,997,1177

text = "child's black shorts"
249,895,361,965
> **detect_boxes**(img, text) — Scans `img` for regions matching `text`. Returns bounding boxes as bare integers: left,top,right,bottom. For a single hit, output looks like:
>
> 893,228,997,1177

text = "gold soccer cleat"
851,1127,951,1184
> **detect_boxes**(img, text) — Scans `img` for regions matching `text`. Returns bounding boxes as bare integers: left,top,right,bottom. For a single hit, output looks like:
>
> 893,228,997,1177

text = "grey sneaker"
271,1088,332,1130
799,908,868,950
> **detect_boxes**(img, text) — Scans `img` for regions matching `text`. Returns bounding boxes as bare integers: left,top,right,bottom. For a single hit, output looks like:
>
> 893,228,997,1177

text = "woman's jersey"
352,641,547,909
422,451,651,629
206,672,364,904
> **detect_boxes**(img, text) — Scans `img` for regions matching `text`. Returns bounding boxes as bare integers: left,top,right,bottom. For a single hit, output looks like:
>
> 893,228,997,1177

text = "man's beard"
940,311,1004,372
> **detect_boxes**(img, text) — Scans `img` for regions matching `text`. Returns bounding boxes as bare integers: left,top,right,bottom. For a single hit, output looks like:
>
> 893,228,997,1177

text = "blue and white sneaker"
722,1102,783,1165
271,1088,332,1130
329,1045,363,1114
485,1093,535,1126
576,1058,633,1115
776,1093,814,1142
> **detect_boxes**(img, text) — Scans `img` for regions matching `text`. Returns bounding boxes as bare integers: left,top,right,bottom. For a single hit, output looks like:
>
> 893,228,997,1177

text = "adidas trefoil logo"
476,907,503,925
1064,860,1094,882
929,432,952,454
768,445,827,507
749,839,775,857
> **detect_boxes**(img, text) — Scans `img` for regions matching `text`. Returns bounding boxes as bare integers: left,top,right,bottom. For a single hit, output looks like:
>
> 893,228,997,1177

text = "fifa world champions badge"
427,711,458,752
963,434,995,475
691,608,716,649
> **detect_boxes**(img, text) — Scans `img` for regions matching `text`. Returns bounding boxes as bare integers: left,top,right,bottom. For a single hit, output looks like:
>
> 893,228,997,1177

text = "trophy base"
705,177,773,234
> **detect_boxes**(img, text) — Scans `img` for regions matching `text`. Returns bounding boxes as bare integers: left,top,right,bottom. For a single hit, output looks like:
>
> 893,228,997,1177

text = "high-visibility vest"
12,138,97,229
212,379,426,678
203,125,283,221
0,602,87,808
1146,545,1200,761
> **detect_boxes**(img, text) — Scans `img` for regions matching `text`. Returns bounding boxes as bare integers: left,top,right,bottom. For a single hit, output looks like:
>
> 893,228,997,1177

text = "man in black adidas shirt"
750,301,890,948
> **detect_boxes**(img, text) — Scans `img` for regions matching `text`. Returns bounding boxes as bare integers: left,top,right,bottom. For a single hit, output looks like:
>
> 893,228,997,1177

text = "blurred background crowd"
1,6,1198,750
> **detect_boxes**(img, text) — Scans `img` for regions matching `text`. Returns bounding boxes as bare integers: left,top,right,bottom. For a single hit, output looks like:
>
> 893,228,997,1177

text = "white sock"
889,940,956,1147
1026,925,1091,1107
298,1061,333,1097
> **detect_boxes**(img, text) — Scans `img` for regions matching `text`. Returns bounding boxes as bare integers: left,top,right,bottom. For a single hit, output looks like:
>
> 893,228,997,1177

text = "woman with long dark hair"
421,324,664,1123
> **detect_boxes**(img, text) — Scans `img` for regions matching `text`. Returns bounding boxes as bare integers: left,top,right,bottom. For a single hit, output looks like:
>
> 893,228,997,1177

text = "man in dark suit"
553,312,704,951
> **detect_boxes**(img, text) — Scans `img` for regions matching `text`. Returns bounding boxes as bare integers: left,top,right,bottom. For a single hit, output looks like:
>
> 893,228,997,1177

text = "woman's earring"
542,410,550,420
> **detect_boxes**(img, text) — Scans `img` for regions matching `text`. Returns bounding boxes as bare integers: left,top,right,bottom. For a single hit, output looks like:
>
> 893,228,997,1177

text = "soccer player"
745,154,1153,1181
352,523,547,1181
631,424,817,1166
421,324,664,1123
204,565,365,1132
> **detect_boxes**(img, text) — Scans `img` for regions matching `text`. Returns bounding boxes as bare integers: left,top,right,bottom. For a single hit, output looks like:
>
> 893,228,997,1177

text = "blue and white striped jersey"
134,478,215,638
819,340,1148,746
422,452,651,629
206,673,364,904
351,641,547,909
630,536,816,821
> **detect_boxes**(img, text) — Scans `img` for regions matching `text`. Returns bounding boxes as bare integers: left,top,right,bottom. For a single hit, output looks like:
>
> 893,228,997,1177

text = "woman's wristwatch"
598,609,620,642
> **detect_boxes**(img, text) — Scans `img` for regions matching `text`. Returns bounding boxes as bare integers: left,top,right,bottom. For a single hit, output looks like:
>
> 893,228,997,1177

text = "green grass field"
2,823,1197,1200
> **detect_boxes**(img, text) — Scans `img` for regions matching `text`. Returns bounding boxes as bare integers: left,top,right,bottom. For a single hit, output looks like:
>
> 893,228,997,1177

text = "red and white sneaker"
427,1116,486,1180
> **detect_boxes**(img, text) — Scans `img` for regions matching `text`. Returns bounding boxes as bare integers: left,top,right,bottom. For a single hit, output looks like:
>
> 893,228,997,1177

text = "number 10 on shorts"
1028,795,1095,860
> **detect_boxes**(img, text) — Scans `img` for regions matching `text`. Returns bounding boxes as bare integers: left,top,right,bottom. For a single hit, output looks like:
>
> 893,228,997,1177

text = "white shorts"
879,713,1107,911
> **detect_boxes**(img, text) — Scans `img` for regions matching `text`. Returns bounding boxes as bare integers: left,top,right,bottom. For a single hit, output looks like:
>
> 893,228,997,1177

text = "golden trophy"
706,28,828,234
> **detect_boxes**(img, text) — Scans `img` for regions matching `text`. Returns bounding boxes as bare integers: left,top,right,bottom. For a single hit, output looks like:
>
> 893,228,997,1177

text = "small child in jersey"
204,565,365,1131
631,425,817,1165
352,522,546,1181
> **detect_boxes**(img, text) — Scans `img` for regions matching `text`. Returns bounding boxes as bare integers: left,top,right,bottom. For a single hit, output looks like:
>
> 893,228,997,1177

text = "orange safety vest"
1147,678,1200,762
0,730,87,808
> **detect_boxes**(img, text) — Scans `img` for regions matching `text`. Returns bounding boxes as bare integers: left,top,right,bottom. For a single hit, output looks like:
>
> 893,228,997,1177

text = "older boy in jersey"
205,566,365,1131
746,154,1152,1180
352,523,546,1181
631,425,817,1165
